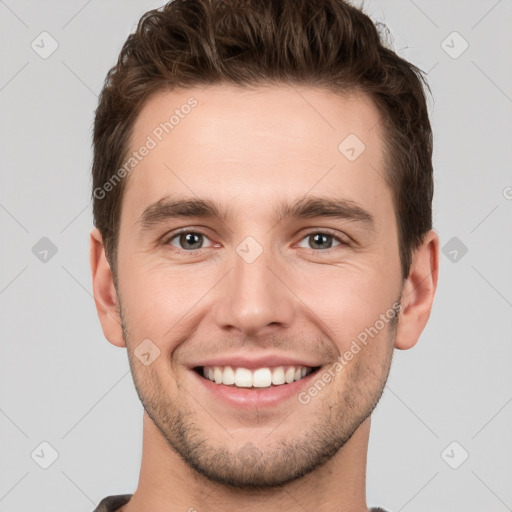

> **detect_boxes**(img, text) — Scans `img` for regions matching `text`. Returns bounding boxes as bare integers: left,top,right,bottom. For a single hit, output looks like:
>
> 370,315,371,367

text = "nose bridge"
213,239,295,336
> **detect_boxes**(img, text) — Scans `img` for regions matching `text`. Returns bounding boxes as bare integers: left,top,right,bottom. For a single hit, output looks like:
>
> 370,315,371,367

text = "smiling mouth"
194,365,321,389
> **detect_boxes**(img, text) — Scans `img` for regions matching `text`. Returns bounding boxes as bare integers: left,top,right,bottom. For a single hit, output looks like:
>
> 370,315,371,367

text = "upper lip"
189,353,323,370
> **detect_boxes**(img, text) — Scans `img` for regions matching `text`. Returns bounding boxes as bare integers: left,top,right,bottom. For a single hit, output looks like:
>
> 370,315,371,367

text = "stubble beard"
120,305,397,490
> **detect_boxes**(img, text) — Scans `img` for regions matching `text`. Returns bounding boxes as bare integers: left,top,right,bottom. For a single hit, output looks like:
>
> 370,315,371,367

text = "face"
111,84,404,488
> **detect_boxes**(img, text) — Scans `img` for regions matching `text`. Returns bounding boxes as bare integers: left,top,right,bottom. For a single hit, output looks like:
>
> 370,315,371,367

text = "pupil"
182,233,202,250
312,233,331,249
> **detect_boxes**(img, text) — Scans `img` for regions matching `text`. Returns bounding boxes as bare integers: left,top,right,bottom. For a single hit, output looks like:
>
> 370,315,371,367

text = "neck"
122,412,371,512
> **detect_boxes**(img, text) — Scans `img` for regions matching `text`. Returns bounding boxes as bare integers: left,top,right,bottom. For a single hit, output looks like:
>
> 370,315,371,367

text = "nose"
213,245,296,337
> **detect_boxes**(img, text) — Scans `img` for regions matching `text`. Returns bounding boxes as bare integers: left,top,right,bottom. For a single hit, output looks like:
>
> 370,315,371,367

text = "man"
89,0,439,510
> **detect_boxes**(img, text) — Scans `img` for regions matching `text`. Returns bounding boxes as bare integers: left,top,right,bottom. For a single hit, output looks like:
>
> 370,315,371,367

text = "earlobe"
89,228,126,348
394,230,440,350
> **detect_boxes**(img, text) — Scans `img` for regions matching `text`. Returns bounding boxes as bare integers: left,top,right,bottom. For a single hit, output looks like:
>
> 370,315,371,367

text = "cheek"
117,259,216,345
292,259,399,343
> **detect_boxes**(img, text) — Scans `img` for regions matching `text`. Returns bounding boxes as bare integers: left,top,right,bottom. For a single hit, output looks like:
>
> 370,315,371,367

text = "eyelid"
295,228,352,248
163,228,218,251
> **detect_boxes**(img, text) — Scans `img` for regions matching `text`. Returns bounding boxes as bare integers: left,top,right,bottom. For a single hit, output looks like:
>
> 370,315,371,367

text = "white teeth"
213,367,223,384
234,367,253,387
271,366,285,385
223,365,235,385
284,367,295,383
253,368,272,388
201,365,314,388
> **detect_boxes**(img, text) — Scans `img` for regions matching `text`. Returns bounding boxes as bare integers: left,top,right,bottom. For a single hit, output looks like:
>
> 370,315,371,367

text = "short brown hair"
92,0,433,280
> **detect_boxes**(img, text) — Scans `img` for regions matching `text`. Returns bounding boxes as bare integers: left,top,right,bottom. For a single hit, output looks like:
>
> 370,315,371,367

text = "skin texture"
90,84,439,512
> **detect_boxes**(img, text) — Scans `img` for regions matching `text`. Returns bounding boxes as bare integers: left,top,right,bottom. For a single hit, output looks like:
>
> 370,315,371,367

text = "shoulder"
92,494,133,512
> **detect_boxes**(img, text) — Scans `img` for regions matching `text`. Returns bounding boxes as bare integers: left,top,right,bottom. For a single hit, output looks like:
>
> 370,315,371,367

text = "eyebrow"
138,194,375,231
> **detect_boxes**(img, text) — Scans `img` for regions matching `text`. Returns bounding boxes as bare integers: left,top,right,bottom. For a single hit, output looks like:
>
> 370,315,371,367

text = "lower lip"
192,368,320,409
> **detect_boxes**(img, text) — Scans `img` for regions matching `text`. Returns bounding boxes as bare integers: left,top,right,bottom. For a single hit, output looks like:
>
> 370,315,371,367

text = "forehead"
122,84,389,222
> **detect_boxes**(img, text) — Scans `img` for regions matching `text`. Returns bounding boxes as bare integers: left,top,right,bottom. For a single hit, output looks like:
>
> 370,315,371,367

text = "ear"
90,228,126,348
394,229,439,350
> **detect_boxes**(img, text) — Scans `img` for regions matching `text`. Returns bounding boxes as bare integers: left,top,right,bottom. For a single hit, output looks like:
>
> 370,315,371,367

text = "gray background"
1,0,511,510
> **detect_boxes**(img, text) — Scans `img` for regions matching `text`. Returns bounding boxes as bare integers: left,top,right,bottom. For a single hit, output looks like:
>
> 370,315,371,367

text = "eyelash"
163,228,350,253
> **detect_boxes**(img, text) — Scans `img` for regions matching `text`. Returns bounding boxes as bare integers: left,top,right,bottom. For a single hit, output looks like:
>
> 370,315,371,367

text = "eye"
166,230,216,251
296,231,347,251
164,229,349,253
